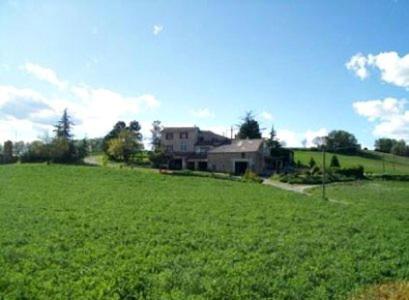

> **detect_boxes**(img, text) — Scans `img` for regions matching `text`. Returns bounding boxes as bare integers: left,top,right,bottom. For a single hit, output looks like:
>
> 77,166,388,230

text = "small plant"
243,169,262,183
101,154,109,167
330,155,341,168
309,157,316,168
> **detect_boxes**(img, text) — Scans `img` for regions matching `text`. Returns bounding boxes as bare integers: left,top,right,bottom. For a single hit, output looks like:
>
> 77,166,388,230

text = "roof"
162,127,199,132
209,139,264,154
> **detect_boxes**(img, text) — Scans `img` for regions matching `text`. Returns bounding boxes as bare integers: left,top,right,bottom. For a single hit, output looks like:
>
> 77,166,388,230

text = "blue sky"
1,0,409,148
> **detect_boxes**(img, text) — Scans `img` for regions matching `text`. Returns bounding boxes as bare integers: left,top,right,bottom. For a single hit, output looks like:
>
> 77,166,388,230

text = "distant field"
1,164,409,299
294,150,409,175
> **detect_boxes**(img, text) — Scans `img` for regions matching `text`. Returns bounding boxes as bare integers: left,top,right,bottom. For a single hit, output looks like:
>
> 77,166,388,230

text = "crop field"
1,164,409,299
294,150,409,175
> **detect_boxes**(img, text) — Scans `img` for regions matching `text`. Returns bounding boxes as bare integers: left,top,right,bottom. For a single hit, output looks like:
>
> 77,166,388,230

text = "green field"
294,150,409,175
1,164,409,299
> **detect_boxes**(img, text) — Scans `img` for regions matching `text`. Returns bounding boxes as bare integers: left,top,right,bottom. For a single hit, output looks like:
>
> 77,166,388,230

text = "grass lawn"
294,150,409,175
1,164,409,299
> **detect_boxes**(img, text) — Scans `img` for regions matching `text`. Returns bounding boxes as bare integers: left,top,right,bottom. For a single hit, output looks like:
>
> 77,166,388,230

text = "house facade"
160,127,230,171
207,139,268,174
160,127,279,175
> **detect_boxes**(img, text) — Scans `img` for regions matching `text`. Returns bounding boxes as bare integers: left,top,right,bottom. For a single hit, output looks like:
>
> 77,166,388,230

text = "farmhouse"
161,126,292,175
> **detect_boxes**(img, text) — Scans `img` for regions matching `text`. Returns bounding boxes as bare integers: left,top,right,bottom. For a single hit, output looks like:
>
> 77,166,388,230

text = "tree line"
1,109,408,165
375,138,409,157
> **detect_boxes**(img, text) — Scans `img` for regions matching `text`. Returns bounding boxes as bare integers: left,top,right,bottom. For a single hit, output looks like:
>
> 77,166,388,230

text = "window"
165,133,174,140
180,142,188,152
180,132,189,139
165,145,173,152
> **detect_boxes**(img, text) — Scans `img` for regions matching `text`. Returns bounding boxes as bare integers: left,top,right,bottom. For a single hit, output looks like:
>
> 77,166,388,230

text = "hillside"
294,150,409,175
1,164,409,299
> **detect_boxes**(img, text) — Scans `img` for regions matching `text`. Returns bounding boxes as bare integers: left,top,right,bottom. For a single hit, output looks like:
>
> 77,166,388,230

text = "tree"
309,157,316,168
326,130,360,153
3,141,13,163
13,141,26,156
54,109,74,140
237,112,262,139
20,141,51,163
50,137,72,163
266,125,281,150
104,121,144,163
391,140,408,156
76,138,89,159
149,150,170,168
107,130,142,163
375,138,397,153
330,155,340,168
312,136,327,149
103,121,127,152
151,120,162,151
3,141,13,158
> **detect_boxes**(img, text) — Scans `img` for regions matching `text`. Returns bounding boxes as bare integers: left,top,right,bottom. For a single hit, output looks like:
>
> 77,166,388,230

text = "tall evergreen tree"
54,109,74,140
150,120,162,151
266,125,281,149
237,112,262,139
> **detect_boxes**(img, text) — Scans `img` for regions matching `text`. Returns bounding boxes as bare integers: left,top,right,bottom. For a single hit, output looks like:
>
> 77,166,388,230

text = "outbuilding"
207,139,268,175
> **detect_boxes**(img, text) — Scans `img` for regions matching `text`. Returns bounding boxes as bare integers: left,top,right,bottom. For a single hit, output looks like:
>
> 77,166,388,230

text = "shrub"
101,155,109,167
336,165,365,179
330,155,340,168
309,157,316,168
243,170,263,183
148,151,170,168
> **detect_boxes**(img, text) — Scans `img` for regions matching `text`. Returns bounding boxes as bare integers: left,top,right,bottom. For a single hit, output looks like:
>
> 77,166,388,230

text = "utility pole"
322,144,326,200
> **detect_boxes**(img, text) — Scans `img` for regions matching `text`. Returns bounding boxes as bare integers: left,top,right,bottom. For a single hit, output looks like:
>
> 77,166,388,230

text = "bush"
309,157,316,168
243,170,263,183
336,165,365,179
149,151,170,168
330,155,341,168
20,141,50,163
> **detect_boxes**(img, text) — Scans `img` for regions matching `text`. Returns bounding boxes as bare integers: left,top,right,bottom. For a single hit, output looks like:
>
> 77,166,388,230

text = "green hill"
294,149,409,175
1,164,409,298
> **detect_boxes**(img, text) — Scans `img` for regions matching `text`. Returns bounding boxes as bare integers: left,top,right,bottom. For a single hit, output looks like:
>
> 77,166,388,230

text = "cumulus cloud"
0,63,161,142
190,108,215,119
153,24,164,35
346,51,409,88
0,86,56,122
353,97,409,141
304,128,328,147
276,129,298,147
21,63,67,89
346,53,371,79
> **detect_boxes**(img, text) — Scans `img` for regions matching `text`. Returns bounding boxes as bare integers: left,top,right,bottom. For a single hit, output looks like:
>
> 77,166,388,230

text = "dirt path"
262,179,316,194
262,179,349,205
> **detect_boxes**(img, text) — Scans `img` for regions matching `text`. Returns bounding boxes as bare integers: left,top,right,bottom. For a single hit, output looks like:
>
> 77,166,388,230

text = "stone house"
160,127,229,171
207,139,268,174
160,126,286,175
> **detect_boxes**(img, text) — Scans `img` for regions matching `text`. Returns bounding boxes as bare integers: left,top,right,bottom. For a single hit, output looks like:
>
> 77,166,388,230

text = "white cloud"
21,63,67,89
0,63,161,143
346,51,409,88
276,129,298,147
153,24,164,36
260,111,273,121
346,53,370,79
190,108,215,119
353,97,409,141
353,97,406,121
304,128,328,147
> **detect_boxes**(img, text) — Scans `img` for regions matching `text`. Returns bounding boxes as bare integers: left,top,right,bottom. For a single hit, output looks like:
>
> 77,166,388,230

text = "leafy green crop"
0,164,408,299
